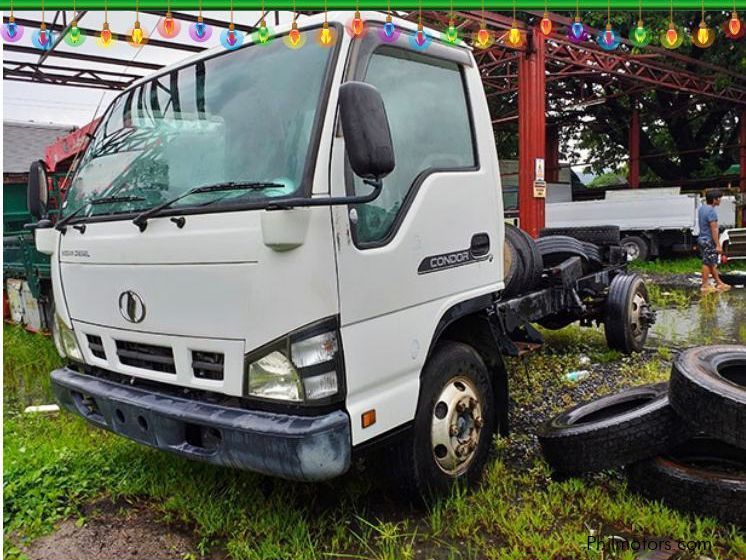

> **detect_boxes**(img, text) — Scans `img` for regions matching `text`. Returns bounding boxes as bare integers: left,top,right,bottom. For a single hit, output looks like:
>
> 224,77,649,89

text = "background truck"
30,12,654,501
543,187,740,261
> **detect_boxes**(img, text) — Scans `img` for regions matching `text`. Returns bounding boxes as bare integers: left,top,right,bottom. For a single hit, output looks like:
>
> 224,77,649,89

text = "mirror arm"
264,177,383,211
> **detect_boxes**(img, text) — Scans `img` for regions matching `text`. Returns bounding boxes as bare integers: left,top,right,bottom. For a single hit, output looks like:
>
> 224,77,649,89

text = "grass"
4,323,746,560
629,256,746,275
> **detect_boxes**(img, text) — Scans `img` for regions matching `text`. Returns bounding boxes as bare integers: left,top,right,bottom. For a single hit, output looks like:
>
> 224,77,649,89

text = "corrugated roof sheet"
3,121,76,174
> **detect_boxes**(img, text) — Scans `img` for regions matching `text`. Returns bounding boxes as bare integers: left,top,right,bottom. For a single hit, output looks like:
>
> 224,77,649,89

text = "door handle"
470,233,490,257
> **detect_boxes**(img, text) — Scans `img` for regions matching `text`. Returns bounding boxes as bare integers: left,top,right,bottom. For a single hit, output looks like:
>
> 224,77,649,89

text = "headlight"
245,319,343,403
53,313,83,362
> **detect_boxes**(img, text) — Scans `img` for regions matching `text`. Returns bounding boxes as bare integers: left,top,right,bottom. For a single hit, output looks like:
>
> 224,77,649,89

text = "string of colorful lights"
2,3,744,51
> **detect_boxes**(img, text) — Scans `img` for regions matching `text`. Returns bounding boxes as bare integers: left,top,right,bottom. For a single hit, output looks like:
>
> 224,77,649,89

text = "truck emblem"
118,291,146,323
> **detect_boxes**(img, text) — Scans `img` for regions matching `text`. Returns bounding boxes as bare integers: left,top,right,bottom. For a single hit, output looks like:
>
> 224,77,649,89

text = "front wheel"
391,341,496,502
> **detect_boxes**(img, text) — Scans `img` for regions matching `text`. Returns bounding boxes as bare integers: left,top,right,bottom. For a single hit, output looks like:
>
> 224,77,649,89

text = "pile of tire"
538,345,746,527
535,235,603,273
503,224,543,298
539,225,627,265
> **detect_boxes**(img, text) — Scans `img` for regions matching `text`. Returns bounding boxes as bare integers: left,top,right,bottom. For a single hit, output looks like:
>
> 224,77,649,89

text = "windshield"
63,28,334,219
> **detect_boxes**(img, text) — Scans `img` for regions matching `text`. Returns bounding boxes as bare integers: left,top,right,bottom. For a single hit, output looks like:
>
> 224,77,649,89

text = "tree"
560,11,746,185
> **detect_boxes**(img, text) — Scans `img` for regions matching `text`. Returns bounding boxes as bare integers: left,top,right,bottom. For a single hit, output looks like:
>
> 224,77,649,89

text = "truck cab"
33,12,649,498
33,12,505,492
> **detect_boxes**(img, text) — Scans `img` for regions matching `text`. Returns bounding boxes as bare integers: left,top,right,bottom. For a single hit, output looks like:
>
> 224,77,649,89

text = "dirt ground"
20,499,223,560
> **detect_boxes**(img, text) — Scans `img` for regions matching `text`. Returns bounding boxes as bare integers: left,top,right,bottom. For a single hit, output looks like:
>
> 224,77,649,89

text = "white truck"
30,12,654,499
544,188,738,261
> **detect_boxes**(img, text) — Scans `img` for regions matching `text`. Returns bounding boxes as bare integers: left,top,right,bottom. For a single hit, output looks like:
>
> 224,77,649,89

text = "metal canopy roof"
2,10,265,90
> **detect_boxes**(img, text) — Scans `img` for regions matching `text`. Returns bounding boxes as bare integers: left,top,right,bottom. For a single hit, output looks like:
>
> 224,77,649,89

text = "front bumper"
51,368,351,481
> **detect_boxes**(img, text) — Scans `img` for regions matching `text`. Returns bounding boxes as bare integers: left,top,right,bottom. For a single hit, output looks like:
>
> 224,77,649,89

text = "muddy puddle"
649,288,746,347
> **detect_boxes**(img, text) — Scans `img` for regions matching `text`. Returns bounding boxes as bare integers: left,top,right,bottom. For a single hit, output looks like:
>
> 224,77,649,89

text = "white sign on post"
535,158,545,182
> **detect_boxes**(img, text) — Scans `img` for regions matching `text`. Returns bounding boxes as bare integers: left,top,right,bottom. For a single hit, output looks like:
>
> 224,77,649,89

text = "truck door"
330,29,504,444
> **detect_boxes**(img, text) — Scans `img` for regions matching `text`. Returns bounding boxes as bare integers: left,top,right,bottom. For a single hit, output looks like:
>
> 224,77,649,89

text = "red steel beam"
629,98,640,189
518,26,546,237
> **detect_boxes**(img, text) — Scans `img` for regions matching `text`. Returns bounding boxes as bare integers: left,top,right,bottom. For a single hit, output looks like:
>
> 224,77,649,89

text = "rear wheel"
621,235,649,262
391,341,496,502
604,273,652,353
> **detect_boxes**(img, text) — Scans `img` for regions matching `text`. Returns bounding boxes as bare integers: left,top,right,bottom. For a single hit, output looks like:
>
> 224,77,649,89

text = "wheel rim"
623,241,640,261
628,289,648,342
430,376,483,476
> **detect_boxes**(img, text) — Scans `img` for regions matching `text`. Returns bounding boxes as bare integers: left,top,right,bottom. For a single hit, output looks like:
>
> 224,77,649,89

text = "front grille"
115,340,176,374
87,335,106,359
192,350,225,381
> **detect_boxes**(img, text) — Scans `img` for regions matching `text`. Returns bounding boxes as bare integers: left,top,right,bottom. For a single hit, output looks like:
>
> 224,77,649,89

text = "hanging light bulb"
220,22,244,49
597,22,620,51
349,10,364,37
692,19,715,48
221,0,243,49
505,20,524,47
254,18,271,44
95,1,114,47
32,22,53,50
64,18,86,46
189,17,212,42
629,1,650,48
660,21,683,49
444,20,458,44
567,16,588,44
2,16,24,43
319,21,333,46
409,19,431,50
473,25,492,49
416,21,426,46
629,19,651,48
287,20,301,46
158,9,181,39
379,9,400,43
97,20,113,47
724,10,745,39
64,3,85,47
540,12,552,36
729,12,741,35
3,1,25,43
130,20,143,45
189,1,212,42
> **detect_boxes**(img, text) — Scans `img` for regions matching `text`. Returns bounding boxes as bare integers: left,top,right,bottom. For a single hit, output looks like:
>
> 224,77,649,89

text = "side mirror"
27,160,49,220
338,81,395,181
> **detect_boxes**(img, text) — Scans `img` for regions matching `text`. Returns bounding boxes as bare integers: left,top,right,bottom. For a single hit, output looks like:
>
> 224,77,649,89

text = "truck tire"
516,227,544,289
390,341,496,502
604,273,651,353
503,228,526,298
581,241,603,269
538,383,689,474
539,225,620,246
626,438,746,528
620,236,649,262
536,235,589,269
668,345,746,450
505,225,542,295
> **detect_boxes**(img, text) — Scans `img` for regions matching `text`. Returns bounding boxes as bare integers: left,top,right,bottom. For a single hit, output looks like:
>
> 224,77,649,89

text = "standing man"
698,189,731,293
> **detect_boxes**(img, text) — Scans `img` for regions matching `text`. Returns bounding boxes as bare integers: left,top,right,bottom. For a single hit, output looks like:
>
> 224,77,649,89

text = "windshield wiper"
131,181,285,232
56,195,146,232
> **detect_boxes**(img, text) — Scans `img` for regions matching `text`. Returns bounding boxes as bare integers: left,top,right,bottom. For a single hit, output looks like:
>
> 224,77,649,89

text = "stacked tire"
539,225,627,265
503,224,543,298
538,345,746,527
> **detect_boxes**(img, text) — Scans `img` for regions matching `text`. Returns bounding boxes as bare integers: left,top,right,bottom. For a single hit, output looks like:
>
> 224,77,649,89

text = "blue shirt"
698,204,718,242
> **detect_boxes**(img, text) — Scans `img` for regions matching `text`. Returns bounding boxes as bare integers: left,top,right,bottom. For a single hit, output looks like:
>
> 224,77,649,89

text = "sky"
2,10,293,126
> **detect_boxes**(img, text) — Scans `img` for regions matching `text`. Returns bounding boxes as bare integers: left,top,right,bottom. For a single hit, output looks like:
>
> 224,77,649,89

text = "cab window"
351,49,476,245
